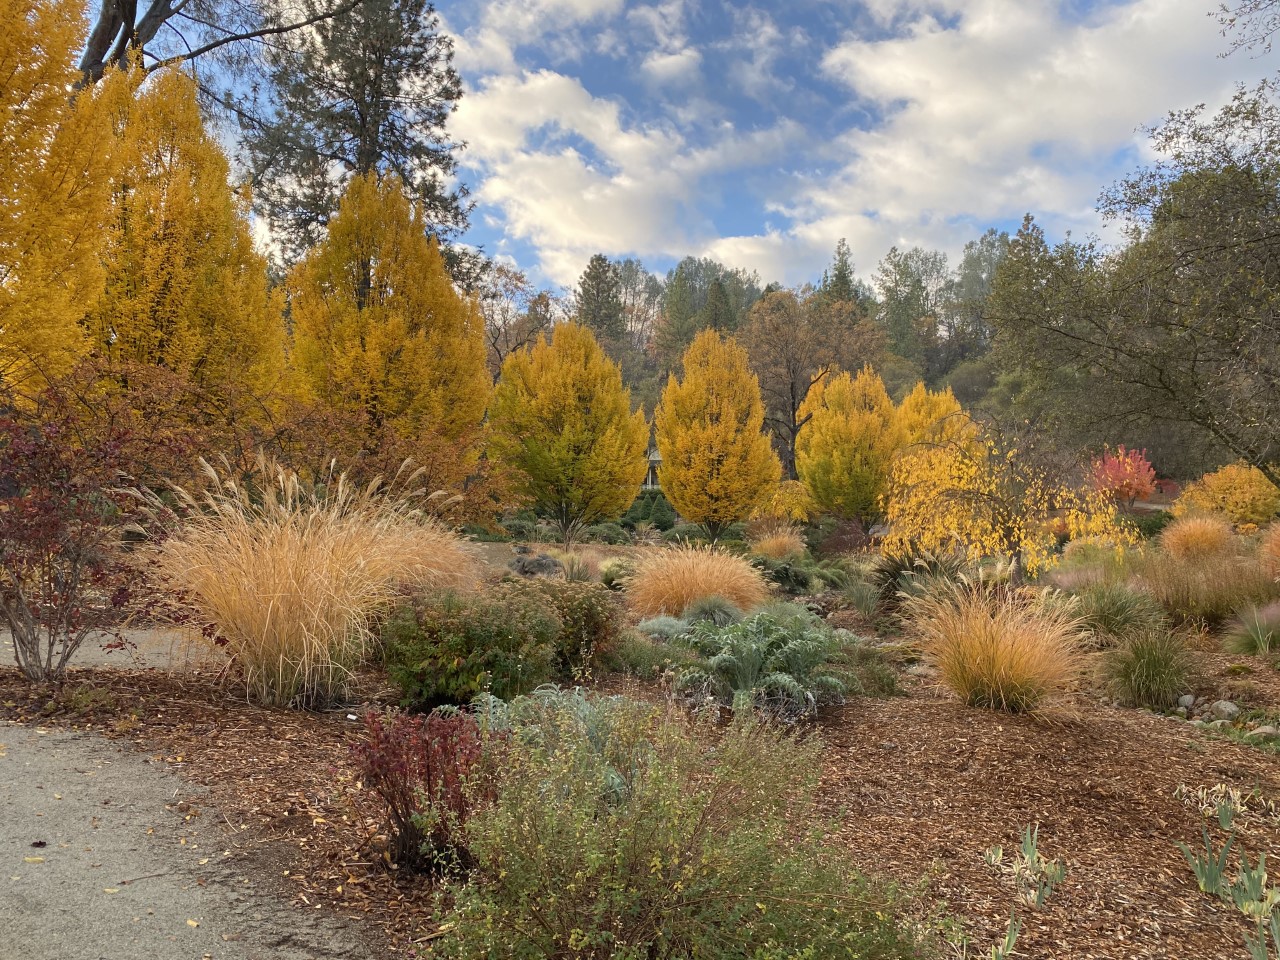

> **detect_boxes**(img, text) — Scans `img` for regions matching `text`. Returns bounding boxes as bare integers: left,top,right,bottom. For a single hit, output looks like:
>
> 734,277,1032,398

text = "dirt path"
0,724,372,960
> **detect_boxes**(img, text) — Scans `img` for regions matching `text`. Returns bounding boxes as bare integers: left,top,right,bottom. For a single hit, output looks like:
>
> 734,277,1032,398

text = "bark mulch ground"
4,664,1280,959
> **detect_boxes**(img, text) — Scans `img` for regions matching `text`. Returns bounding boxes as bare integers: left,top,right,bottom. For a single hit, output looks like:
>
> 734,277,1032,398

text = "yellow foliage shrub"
625,545,769,618
1160,515,1234,561
156,458,478,708
1174,463,1280,527
749,527,807,560
906,583,1084,713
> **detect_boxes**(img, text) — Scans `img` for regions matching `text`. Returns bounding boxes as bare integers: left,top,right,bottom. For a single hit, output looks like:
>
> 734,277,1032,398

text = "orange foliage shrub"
625,545,769,618
1174,463,1280,527
1160,515,1234,561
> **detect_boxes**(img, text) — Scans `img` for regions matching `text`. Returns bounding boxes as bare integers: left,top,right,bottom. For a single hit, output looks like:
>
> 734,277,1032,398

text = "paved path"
0,725,371,960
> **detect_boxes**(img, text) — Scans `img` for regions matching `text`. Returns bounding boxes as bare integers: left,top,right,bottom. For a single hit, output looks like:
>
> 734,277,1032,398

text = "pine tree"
698,278,735,331
288,173,489,458
654,264,698,371
821,238,857,304
0,0,135,394
488,323,649,546
796,366,903,523
655,330,780,541
575,254,625,343
85,69,286,399
240,0,470,271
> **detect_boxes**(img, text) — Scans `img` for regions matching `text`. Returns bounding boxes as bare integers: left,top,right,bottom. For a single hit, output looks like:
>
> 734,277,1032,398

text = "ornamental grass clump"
156,457,477,708
1161,514,1235,561
625,544,769,618
906,582,1084,713
748,525,808,560
1103,630,1198,710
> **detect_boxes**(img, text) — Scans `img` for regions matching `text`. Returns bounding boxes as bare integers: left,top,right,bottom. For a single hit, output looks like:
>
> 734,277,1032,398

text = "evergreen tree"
575,254,626,343
697,278,736,332
821,239,857,304
655,264,699,370
239,0,470,271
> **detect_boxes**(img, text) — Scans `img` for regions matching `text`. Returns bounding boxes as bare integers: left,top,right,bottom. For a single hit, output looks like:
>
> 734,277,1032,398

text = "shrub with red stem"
349,710,491,871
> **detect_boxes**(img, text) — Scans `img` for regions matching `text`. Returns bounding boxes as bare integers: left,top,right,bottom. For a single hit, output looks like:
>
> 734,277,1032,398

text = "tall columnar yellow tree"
0,0,135,394
884,422,1131,582
896,382,970,447
288,173,490,469
84,68,286,398
488,323,648,546
655,330,780,541
795,366,903,524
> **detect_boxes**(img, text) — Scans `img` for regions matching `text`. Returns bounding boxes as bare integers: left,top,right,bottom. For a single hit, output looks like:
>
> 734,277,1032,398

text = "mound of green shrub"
1073,581,1167,643
431,690,927,960
503,578,623,678
1103,630,1198,710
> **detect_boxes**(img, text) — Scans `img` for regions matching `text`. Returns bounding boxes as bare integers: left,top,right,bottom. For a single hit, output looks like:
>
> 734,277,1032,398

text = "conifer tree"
575,254,625,343
654,264,698,370
796,367,903,523
697,278,736,332
0,0,134,393
488,323,648,547
240,0,471,271
85,69,286,399
288,173,489,461
821,239,857,304
655,330,780,541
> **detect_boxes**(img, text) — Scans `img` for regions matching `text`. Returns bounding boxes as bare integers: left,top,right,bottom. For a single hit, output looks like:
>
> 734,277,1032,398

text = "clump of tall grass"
155,457,477,708
1072,581,1167,644
1227,602,1280,656
905,582,1084,713
1160,514,1234,561
1131,550,1279,627
625,545,769,618
1260,523,1280,578
1103,630,1197,710
748,525,807,560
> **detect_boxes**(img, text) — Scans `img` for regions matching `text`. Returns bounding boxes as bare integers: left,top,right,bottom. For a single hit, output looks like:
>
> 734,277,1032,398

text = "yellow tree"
884,420,1131,582
896,381,968,446
84,68,286,399
288,173,490,480
488,323,648,546
795,366,903,523
0,0,135,394
655,330,780,541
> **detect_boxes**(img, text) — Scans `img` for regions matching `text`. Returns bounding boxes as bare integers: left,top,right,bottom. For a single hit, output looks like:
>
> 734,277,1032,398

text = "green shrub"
623,490,677,531
1227,602,1280,656
751,554,856,597
602,631,703,680
460,523,509,542
681,594,743,627
383,591,559,708
676,611,846,716
663,522,709,543
499,516,536,540
1103,630,1197,710
843,579,882,618
581,521,630,545
842,642,901,698
634,615,692,641
505,579,623,678
599,557,634,590
1123,510,1174,540
432,697,927,960
1073,581,1167,642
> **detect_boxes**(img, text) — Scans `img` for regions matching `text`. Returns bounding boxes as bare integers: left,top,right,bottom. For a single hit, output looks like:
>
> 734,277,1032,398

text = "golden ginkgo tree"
0,0,136,394
488,322,648,547
655,329,780,541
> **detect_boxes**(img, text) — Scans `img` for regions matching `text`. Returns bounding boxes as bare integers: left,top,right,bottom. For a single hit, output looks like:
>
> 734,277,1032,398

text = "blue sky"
440,0,1275,290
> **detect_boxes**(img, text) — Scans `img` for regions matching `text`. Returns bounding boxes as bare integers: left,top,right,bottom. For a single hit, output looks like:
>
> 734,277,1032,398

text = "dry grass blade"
624,544,769,618
1160,514,1234,561
748,526,807,560
153,455,478,708
906,581,1085,714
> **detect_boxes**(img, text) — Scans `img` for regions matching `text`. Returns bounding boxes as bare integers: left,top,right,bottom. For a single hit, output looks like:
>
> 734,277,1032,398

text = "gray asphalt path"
1,627,223,673
0,724,371,960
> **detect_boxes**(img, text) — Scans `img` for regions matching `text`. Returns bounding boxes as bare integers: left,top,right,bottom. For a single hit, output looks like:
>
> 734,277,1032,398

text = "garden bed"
4,665,1279,958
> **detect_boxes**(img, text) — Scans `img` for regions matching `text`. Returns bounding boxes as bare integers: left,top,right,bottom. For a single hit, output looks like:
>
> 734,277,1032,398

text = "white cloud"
454,69,796,284
779,0,1265,277
449,0,625,73
641,47,703,84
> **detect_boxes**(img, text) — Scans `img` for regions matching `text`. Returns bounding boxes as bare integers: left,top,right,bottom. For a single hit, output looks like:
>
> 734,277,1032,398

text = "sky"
439,0,1277,290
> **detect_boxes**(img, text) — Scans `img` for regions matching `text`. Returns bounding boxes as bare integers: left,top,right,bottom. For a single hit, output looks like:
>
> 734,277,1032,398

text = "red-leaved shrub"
350,710,490,871
1091,445,1156,508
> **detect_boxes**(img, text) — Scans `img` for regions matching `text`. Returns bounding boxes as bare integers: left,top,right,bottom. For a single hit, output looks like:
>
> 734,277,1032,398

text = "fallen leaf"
23,857,44,864
186,919,199,928
103,888,119,894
